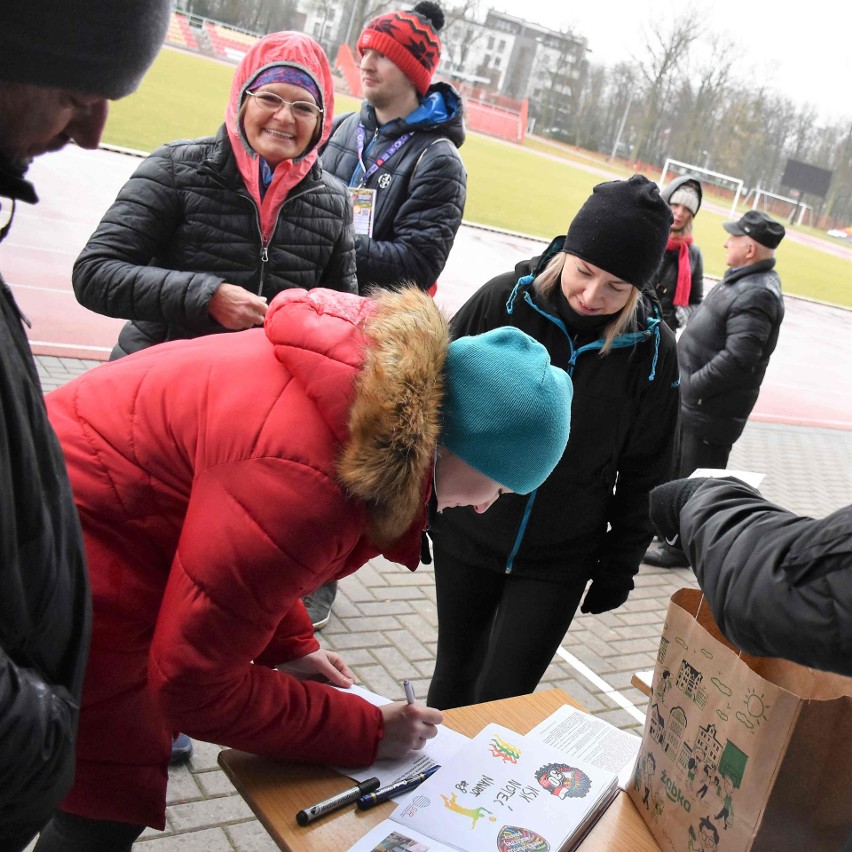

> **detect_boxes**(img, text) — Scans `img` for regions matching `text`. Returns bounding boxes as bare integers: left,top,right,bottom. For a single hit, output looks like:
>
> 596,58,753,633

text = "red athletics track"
3,144,851,431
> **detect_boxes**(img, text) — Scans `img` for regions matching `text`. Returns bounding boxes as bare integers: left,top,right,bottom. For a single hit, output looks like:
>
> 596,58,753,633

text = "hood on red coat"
225,31,335,234
265,287,449,548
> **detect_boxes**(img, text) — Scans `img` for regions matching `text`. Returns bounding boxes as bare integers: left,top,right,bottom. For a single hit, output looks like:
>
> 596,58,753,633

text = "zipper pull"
260,245,269,263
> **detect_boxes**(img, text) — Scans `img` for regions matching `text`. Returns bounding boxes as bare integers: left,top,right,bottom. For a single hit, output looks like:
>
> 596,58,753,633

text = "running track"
3,144,851,431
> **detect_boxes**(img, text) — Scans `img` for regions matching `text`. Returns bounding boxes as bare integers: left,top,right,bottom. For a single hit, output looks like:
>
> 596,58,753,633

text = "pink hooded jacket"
225,30,337,241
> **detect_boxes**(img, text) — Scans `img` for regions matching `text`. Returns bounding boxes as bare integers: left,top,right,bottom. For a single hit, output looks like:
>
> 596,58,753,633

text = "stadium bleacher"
165,12,199,51
163,12,260,63
203,20,259,63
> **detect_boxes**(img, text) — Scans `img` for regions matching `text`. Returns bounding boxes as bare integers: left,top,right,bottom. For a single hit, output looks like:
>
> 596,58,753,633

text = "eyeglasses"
245,90,322,120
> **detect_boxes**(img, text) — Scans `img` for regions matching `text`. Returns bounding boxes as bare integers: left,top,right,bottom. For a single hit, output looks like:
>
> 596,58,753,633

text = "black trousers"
427,542,588,710
675,423,732,479
33,810,145,852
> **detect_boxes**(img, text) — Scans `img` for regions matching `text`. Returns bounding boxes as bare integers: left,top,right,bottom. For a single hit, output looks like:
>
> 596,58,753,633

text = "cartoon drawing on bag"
641,753,657,809
688,815,720,851
737,687,770,729
714,773,735,830
650,791,665,822
655,668,673,703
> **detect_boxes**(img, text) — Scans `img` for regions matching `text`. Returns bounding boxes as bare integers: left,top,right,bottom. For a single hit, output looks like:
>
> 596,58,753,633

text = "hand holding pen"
376,679,443,760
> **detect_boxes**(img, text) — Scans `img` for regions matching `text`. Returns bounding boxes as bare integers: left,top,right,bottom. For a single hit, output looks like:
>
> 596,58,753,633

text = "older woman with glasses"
72,31,356,359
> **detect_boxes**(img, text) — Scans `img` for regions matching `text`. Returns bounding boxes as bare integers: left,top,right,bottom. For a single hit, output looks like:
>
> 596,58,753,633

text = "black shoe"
303,581,337,630
169,732,193,765
644,542,690,569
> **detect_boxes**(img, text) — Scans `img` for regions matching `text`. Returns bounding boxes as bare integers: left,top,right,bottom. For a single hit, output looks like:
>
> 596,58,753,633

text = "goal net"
659,159,744,218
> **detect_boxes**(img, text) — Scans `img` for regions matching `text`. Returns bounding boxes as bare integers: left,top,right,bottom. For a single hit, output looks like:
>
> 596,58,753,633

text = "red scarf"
667,235,694,307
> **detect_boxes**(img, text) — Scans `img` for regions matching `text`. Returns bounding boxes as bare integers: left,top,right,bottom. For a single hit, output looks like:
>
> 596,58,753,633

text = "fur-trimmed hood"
265,286,449,548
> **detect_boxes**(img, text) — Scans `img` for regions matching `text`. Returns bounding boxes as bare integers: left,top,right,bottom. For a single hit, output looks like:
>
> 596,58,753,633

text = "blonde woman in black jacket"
427,177,680,710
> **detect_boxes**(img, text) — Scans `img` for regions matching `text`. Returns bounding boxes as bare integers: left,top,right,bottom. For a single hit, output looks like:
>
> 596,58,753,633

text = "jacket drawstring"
506,274,534,314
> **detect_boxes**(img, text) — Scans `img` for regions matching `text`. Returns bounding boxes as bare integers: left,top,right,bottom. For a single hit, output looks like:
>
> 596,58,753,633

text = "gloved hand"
648,477,710,542
580,579,631,614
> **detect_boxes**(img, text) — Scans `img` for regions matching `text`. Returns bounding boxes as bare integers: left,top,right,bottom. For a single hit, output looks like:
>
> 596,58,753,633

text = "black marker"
296,776,380,826
356,765,441,810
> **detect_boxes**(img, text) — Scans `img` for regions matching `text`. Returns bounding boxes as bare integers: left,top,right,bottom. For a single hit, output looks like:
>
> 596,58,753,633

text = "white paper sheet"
690,468,765,489
331,684,469,787
528,704,641,789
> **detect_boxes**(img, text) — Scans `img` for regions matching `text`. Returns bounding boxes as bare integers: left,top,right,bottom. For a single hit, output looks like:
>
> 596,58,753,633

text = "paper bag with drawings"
627,588,852,852
351,722,618,852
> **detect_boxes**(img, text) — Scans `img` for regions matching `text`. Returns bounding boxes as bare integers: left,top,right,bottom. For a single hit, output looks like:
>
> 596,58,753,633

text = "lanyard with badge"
347,123,413,237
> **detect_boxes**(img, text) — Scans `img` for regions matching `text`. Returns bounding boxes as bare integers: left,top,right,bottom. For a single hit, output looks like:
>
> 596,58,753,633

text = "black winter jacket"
73,125,357,357
678,259,784,446
320,82,467,292
678,478,852,677
430,240,680,593
654,174,704,331
0,158,91,848
653,241,703,331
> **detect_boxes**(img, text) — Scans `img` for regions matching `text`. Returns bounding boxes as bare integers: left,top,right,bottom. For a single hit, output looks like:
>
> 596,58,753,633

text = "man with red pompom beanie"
317,2,468,628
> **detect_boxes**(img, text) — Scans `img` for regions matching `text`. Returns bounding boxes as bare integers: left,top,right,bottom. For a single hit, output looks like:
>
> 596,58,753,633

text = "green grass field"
103,47,851,307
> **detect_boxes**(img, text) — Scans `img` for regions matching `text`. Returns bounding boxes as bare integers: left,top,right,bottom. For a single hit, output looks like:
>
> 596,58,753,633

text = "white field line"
554,646,647,724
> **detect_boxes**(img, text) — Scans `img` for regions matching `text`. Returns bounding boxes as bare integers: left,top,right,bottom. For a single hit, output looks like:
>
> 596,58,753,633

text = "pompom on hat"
358,1,444,97
562,175,674,289
0,0,171,100
441,327,573,495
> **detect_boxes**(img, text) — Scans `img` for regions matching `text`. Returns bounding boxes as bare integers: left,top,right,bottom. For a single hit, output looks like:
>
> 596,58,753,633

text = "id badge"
349,187,376,237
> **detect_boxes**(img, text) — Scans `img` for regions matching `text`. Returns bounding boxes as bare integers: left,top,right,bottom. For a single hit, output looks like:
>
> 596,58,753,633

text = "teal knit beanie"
441,327,573,494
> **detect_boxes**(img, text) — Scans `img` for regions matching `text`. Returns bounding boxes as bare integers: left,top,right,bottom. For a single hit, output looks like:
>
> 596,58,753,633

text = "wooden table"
218,688,659,851
632,669,654,697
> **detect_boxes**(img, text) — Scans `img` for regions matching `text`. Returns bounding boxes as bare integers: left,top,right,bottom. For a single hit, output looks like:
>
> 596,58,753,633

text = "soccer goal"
659,159,744,218
742,188,813,227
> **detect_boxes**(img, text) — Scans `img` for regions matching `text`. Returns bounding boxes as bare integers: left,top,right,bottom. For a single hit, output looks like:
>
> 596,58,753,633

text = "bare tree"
335,0,387,51
571,63,609,150
532,31,586,132
630,13,698,164
823,120,852,222
675,34,734,167
441,0,486,76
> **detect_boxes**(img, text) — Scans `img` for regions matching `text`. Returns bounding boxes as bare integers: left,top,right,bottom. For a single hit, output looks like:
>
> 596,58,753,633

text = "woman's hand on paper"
276,649,355,686
377,702,444,760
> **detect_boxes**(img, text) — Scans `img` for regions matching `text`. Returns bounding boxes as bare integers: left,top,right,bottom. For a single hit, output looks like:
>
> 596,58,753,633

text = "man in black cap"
0,2,170,848
645,210,786,568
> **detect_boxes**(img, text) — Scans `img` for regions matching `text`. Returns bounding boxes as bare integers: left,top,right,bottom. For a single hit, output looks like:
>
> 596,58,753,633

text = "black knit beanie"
562,175,674,288
0,0,171,100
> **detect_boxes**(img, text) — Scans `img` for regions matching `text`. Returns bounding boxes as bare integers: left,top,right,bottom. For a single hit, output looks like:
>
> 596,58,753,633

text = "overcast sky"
488,0,848,125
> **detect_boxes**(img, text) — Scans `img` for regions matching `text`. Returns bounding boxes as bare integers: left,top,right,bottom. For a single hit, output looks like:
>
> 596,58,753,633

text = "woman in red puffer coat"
36,286,572,849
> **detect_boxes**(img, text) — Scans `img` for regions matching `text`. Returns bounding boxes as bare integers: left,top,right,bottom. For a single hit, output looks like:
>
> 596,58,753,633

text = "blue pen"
356,765,441,810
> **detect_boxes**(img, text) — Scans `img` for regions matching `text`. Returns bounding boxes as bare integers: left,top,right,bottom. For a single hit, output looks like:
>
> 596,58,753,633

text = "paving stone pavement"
31,354,852,851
